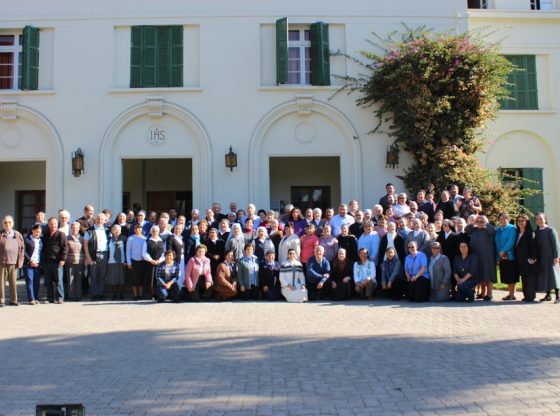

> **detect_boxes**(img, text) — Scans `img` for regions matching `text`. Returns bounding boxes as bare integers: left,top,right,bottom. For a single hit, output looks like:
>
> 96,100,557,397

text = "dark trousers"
183,277,212,302
23,266,41,302
156,282,180,302
241,285,261,300
455,278,477,302
44,261,64,302
89,252,108,297
306,279,331,301
262,285,282,301
388,279,408,300
408,277,430,302
521,273,537,301
330,279,353,300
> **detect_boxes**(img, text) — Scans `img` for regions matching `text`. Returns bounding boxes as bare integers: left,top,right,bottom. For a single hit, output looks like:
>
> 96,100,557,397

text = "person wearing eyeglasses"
466,215,496,301
404,241,430,302
514,214,537,302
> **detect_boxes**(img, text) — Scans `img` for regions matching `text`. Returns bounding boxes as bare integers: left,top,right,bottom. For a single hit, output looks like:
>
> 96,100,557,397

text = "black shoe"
483,296,492,301
540,295,552,302
9,302,19,306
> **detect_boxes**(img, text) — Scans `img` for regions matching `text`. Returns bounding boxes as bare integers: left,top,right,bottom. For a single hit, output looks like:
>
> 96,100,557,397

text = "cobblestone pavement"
1,287,560,416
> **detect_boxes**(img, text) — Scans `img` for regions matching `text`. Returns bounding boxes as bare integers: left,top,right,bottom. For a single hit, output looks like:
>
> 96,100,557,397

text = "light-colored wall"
469,11,560,226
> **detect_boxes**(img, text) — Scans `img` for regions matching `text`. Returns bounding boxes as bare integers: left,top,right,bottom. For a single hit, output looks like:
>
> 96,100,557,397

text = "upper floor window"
468,0,489,8
0,34,22,89
276,18,330,86
500,55,538,110
130,26,183,88
0,27,40,91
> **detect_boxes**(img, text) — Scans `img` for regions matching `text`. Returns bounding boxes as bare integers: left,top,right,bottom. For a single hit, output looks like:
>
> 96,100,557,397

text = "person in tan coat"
214,250,238,301
0,215,25,306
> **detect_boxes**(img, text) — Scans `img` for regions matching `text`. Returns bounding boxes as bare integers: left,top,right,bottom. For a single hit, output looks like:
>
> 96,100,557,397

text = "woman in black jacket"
515,214,538,302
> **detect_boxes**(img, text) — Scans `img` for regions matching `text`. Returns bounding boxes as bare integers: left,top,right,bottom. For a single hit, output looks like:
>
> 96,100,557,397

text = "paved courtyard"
1,289,560,416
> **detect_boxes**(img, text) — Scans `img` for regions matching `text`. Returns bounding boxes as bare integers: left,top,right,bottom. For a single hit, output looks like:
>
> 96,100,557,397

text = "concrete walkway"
1,290,559,415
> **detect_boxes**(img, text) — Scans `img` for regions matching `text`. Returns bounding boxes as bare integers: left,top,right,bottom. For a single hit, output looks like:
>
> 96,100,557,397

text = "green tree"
335,27,531,221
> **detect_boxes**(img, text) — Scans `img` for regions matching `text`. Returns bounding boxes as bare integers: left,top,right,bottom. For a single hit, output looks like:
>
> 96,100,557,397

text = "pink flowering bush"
335,28,527,220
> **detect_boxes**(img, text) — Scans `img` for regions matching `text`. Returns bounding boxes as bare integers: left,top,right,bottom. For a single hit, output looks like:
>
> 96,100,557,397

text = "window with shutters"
531,0,554,10
0,27,39,90
500,55,538,110
467,0,490,8
130,26,183,88
276,18,330,86
501,168,544,217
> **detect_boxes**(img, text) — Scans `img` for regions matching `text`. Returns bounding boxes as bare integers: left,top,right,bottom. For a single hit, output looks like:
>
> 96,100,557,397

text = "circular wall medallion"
295,123,316,144
147,126,167,145
1,127,22,148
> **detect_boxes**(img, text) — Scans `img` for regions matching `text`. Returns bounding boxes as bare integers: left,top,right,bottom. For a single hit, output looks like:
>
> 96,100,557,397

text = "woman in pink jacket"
184,244,213,301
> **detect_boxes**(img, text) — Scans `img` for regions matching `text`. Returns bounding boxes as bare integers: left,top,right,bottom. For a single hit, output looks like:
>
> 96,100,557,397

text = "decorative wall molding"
295,94,313,116
0,99,18,121
145,96,164,118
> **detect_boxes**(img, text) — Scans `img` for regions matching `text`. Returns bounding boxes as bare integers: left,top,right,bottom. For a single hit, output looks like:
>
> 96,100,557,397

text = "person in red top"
300,223,319,270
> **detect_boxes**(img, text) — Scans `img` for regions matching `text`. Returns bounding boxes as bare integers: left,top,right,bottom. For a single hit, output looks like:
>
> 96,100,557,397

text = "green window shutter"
130,26,144,87
501,55,538,110
169,26,183,87
142,26,158,88
276,17,288,85
522,168,544,217
156,27,171,87
310,22,330,86
21,26,40,90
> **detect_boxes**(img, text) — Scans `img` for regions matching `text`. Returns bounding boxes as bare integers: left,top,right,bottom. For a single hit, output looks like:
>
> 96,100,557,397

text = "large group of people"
1,183,559,306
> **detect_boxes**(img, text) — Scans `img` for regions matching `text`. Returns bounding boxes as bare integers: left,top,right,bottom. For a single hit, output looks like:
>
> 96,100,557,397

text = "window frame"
287,26,311,86
0,33,23,90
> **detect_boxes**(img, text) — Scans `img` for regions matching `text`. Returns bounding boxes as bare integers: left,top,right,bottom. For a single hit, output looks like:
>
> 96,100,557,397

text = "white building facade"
0,0,558,231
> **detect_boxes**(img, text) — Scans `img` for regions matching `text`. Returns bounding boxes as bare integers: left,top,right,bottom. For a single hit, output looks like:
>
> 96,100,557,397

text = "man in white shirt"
84,213,110,300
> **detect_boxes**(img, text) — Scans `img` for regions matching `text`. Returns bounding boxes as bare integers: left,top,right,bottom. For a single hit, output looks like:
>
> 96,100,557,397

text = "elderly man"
58,209,71,236
212,202,227,222
306,245,331,301
42,217,68,304
428,241,452,302
0,215,25,306
84,213,110,301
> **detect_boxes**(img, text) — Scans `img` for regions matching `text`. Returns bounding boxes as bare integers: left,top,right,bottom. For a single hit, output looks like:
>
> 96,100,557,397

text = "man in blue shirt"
306,245,331,301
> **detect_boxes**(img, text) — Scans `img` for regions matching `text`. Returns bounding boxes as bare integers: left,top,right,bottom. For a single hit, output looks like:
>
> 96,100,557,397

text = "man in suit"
42,217,68,304
428,242,452,302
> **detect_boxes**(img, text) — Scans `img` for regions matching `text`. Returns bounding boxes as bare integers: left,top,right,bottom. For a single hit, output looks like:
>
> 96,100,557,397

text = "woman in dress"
534,213,560,303
64,222,84,301
214,249,238,301
106,224,127,300
253,226,275,265
494,213,518,301
453,242,478,302
393,193,411,219
155,250,181,303
277,222,301,264
330,248,353,300
279,248,307,303
404,241,430,302
514,214,537,302
381,247,406,300
353,248,376,300
259,250,282,301
205,228,225,276
142,225,165,294
243,218,256,245
337,224,358,263
237,243,260,300
126,223,147,300
466,215,496,301
225,223,245,261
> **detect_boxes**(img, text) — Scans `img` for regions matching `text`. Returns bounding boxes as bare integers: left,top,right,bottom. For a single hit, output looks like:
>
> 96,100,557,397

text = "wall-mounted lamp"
225,146,237,172
386,143,400,169
72,148,85,177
